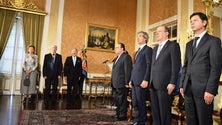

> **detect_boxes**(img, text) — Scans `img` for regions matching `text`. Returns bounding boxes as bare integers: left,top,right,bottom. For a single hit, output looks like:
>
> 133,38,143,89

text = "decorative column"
202,0,222,34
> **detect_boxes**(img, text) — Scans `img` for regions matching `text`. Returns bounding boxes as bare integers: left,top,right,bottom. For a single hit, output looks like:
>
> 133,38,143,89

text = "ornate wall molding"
0,0,46,15
202,0,222,34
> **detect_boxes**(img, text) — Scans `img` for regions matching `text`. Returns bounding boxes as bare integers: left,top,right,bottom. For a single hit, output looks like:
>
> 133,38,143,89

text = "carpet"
18,109,133,125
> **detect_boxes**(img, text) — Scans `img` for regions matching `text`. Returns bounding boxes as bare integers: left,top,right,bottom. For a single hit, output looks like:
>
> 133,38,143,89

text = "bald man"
64,48,82,103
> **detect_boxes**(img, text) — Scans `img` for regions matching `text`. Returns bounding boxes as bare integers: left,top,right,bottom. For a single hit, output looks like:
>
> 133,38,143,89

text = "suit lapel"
113,54,123,68
191,33,208,62
154,41,169,62
135,46,146,62
113,57,118,68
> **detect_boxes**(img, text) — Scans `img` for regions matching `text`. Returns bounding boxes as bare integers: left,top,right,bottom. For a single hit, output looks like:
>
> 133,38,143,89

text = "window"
169,24,177,40
0,15,25,75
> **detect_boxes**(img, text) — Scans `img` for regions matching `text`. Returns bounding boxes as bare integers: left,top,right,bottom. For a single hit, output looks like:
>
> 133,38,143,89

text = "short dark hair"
118,42,125,51
27,45,35,54
190,12,208,28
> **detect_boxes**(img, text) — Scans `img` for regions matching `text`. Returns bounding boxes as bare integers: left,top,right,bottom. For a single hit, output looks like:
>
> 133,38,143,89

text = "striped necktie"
192,37,199,55
135,48,141,60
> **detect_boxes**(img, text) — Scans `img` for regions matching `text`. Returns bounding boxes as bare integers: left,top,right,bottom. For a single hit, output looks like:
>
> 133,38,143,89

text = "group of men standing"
111,12,222,125
43,46,85,105
41,12,222,125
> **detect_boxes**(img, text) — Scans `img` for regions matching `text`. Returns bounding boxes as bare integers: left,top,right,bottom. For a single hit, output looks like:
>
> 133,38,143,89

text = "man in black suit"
180,12,222,125
129,31,152,125
43,45,63,104
64,48,82,103
111,43,132,121
150,26,181,125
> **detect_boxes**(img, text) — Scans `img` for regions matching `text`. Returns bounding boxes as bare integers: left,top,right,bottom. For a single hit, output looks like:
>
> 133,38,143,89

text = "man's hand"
140,80,148,88
64,76,67,82
167,84,175,95
58,76,61,79
125,84,130,88
128,81,132,88
204,92,214,105
180,88,184,98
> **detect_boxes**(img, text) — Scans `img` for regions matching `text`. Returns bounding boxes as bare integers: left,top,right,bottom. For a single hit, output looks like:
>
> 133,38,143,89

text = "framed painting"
85,23,118,52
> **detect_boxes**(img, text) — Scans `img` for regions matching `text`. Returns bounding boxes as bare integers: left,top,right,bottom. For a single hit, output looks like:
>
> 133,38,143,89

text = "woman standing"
21,45,38,103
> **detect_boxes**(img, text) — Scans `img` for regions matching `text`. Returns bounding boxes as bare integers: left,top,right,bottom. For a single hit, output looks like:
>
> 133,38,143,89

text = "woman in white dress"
20,45,38,103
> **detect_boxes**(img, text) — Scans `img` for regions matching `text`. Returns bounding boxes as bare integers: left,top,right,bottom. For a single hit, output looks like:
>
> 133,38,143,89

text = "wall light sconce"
187,30,194,39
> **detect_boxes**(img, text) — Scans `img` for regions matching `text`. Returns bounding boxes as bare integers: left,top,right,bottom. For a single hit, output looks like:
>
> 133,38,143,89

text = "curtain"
22,13,44,68
0,9,16,59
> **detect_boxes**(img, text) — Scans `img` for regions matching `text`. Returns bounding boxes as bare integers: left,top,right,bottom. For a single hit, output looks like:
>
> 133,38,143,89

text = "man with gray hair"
129,31,152,125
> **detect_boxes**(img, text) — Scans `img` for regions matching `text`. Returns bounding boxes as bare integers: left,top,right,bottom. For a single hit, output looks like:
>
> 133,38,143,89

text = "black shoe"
117,117,127,121
111,115,118,118
129,122,138,125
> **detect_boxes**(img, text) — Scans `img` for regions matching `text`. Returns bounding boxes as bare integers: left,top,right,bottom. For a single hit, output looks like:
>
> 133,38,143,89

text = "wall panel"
62,0,137,74
149,0,177,25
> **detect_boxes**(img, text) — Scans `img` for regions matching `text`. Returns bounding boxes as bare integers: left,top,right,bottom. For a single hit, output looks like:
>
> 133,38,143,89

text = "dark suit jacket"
150,41,181,90
43,53,62,78
131,45,152,86
111,52,132,88
64,56,82,83
180,33,222,96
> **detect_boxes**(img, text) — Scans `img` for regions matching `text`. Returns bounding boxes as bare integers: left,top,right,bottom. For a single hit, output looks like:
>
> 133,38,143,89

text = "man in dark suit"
180,12,222,125
150,26,181,125
129,31,152,125
43,45,63,104
111,42,132,121
64,48,82,103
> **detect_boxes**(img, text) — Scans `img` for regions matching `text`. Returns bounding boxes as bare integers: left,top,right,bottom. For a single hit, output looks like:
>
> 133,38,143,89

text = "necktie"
52,54,55,63
135,48,141,60
156,44,162,59
192,37,200,54
50,55,55,70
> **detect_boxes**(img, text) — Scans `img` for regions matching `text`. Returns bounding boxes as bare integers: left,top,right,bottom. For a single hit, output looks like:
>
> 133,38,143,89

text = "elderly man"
43,45,62,104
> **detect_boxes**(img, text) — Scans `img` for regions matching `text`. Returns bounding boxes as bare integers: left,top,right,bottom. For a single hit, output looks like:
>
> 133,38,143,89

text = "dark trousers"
113,88,128,118
45,77,58,102
78,75,85,96
184,81,213,125
150,88,173,125
67,80,78,102
132,86,148,124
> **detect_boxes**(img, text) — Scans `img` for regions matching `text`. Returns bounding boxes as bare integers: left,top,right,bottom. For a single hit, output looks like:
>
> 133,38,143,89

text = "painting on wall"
85,23,118,52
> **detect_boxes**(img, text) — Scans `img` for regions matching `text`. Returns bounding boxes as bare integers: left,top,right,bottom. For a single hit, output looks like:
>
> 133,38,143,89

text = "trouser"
45,77,58,102
114,88,128,118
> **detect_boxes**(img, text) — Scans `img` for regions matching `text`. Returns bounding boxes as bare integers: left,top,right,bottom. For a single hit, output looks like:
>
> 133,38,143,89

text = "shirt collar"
195,30,206,39
159,39,168,47
139,44,146,50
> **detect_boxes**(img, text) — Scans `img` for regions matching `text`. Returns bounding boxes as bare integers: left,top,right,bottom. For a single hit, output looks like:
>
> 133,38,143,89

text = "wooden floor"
0,95,221,125
0,95,115,125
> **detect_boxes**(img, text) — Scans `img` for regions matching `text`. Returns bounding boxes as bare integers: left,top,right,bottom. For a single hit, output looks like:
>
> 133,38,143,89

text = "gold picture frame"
85,23,118,52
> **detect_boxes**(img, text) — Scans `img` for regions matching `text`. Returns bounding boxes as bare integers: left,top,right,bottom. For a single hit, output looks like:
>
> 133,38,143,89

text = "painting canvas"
86,23,118,52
